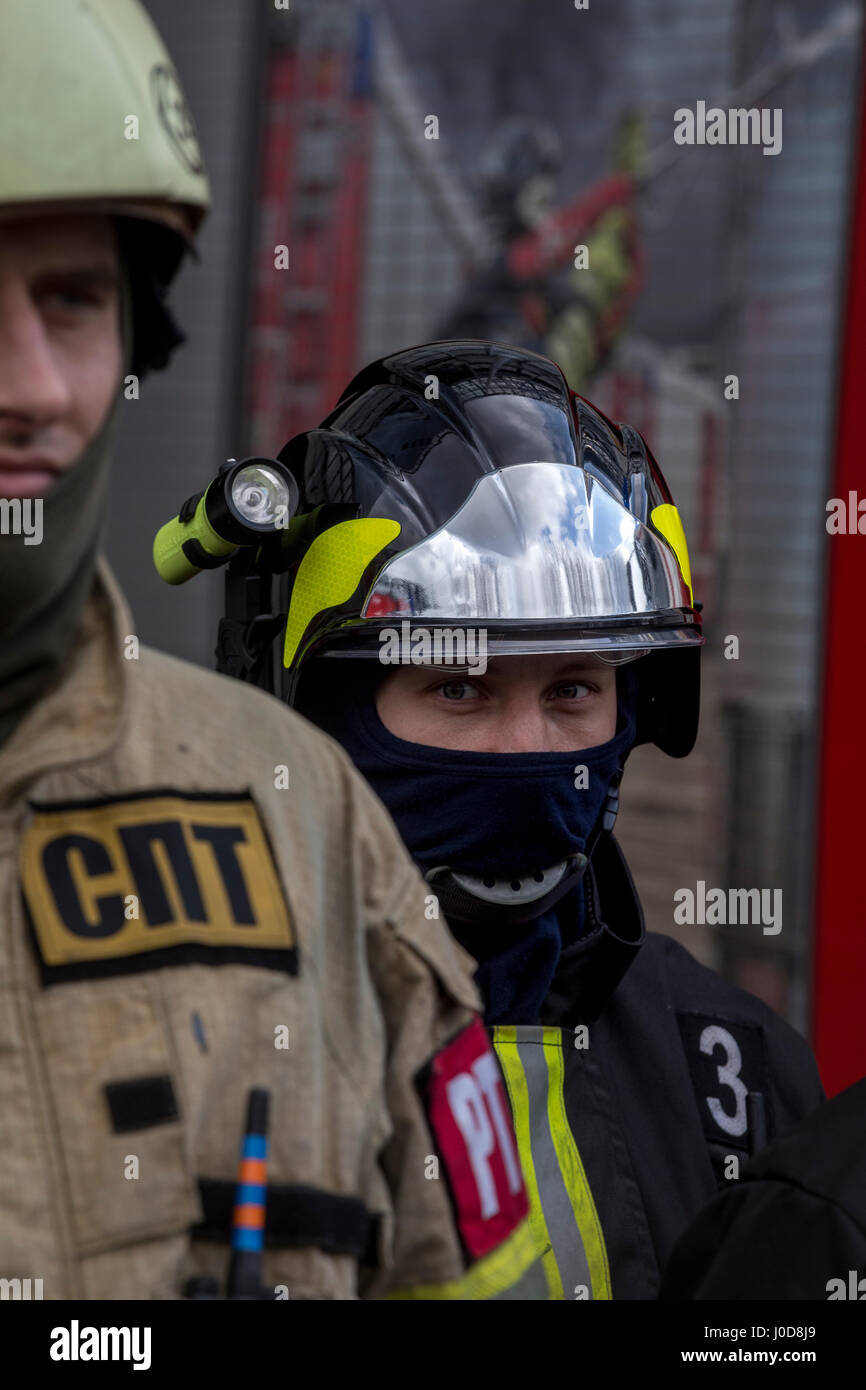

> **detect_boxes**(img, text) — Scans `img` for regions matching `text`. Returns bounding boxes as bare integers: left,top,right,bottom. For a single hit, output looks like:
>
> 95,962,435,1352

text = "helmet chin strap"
424,768,624,928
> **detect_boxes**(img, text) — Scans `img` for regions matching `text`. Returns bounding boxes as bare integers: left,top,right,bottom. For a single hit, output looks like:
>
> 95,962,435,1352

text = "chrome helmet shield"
361,460,695,632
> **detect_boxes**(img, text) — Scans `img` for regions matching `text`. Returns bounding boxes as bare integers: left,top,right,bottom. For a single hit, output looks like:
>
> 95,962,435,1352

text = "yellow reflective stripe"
385,1216,541,1301
493,1025,563,1300
542,1026,612,1300
282,517,401,668
650,502,693,603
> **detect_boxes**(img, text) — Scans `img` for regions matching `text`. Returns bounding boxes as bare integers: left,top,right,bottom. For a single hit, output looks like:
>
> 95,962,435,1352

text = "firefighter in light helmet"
0,6,538,1303
276,339,824,1299
0,0,210,743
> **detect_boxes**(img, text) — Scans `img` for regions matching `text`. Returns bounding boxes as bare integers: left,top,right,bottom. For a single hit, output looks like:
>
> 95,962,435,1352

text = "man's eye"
41,282,111,314
551,682,592,700
45,288,100,309
436,681,479,701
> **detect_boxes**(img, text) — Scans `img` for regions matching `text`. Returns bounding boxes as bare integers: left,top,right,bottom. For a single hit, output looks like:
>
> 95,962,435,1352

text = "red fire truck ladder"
247,0,375,454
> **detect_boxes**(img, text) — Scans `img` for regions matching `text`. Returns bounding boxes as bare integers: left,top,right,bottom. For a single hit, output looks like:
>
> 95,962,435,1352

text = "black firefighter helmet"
277,339,703,757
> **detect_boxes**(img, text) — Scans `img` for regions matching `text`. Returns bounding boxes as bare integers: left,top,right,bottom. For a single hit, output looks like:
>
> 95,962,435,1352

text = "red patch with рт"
421,1017,528,1260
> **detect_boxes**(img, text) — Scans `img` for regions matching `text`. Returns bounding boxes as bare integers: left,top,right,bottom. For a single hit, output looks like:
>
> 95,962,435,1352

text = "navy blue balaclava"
305,662,639,1024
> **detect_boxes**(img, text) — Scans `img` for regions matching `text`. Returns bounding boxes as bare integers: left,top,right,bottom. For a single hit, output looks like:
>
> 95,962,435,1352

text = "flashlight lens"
230,464,291,526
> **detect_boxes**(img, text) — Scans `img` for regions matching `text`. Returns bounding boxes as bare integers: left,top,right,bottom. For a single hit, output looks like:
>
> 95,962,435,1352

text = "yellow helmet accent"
283,518,402,669
0,0,209,246
650,503,693,603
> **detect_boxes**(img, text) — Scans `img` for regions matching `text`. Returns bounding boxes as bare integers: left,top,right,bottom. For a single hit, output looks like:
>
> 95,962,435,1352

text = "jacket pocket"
32,974,200,1257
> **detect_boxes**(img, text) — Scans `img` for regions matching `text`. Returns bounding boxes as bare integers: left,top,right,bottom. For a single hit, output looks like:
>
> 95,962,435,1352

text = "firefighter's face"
0,213,122,499
375,654,619,753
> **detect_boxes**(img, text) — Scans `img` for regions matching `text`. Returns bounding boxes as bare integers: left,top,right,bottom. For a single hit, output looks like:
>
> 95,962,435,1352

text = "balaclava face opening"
298,657,641,1024
0,234,134,748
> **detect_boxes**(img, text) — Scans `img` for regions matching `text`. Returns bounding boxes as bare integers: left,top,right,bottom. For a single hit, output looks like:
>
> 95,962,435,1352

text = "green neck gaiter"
0,272,133,748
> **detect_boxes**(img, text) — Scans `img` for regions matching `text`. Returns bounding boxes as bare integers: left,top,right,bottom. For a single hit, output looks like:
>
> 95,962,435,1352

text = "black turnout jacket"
485,833,825,1299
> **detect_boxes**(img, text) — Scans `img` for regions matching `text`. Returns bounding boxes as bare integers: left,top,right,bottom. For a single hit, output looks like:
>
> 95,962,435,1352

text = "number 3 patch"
418,1018,528,1260
677,1012,771,1152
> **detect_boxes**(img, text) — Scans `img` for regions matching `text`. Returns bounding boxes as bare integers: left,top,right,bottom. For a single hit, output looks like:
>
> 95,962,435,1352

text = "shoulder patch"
418,1017,529,1260
21,789,297,984
677,1010,772,1153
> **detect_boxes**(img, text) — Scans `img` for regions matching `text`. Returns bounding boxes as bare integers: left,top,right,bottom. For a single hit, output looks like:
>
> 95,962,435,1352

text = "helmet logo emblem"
150,64,205,175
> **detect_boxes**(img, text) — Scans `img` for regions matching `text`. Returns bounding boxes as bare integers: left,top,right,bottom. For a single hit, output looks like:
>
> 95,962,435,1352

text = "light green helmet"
0,0,210,256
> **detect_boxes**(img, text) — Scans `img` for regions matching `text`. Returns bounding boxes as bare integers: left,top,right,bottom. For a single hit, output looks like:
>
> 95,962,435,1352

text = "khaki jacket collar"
0,557,132,808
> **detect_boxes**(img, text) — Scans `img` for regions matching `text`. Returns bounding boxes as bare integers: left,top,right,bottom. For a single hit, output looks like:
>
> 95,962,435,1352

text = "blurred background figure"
438,112,644,391
121,0,865,1096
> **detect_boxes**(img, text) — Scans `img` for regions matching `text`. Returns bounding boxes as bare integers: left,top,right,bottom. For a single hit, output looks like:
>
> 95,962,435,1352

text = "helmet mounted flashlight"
153,457,300,585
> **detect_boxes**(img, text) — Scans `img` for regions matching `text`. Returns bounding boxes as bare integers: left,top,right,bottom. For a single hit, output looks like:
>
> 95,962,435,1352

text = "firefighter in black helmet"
272,339,825,1299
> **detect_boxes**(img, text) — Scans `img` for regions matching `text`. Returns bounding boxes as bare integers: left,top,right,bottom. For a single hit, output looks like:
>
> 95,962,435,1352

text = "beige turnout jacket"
0,561,539,1299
